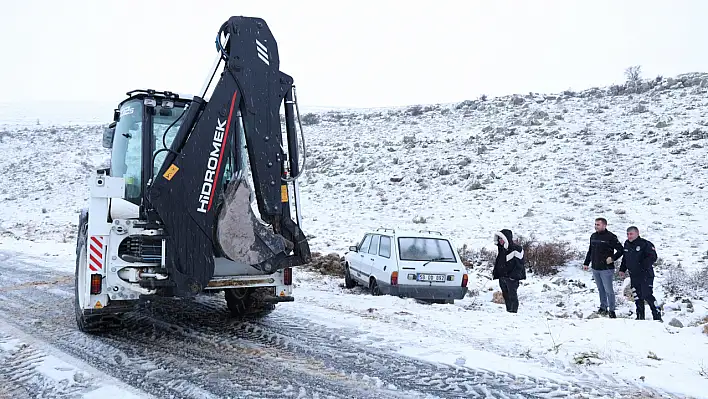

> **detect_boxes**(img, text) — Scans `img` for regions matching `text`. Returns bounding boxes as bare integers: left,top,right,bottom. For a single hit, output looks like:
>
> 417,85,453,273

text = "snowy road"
0,250,670,399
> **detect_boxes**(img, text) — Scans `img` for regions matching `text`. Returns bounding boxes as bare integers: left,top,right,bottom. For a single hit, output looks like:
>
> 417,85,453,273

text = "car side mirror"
349,246,358,252
102,122,116,148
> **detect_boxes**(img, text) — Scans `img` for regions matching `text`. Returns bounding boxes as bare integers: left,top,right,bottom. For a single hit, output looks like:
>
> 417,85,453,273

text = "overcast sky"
1,0,707,109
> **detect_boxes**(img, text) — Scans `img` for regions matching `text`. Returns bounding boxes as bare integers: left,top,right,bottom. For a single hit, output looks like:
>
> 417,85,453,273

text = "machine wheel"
225,287,275,318
74,213,119,334
369,278,381,296
344,264,357,289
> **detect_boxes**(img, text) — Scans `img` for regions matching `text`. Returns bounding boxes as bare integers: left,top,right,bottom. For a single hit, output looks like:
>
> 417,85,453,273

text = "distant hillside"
1,72,707,273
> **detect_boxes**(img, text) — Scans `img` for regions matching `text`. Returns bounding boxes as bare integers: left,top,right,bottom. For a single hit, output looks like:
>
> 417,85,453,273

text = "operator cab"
103,89,238,207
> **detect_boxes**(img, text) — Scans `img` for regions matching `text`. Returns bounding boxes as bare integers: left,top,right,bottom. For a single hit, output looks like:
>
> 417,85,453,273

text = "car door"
376,235,395,284
351,234,372,283
364,234,381,281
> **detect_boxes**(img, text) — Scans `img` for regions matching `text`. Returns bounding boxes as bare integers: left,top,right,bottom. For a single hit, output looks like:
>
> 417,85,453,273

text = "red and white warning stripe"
88,236,105,272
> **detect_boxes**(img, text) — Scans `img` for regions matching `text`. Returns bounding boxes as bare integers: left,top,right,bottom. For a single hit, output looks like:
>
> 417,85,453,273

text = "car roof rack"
418,230,443,235
376,227,395,233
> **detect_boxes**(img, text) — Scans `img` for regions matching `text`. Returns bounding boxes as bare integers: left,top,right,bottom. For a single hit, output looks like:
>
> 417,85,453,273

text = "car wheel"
369,278,381,296
344,265,356,289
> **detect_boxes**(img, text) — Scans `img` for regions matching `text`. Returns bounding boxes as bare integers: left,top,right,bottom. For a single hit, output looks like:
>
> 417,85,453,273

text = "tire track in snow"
0,254,420,399
100,294,668,399
0,327,112,399
0,252,672,399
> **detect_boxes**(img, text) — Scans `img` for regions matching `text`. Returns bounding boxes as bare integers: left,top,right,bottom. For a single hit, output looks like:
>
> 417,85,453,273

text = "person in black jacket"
619,226,662,321
583,218,624,318
492,229,526,313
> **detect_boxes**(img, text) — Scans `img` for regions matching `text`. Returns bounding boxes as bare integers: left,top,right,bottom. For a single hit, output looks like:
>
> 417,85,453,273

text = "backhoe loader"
75,16,311,333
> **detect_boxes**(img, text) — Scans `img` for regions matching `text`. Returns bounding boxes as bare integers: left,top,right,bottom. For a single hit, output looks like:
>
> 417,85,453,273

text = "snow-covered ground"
293,267,708,399
0,322,151,399
1,72,708,398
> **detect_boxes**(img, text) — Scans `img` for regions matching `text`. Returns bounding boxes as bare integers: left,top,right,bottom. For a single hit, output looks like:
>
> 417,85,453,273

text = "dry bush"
458,244,496,270
301,113,320,126
703,324,708,336
492,291,505,304
662,263,708,296
624,283,634,300
304,252,344,277
625,65,642,84
515,234,579,276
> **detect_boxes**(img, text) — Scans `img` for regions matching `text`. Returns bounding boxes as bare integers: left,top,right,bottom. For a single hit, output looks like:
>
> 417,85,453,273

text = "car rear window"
397,237,456,262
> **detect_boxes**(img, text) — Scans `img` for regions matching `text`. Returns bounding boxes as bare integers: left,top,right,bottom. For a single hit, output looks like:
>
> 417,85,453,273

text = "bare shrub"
492,291,505,304
458,244,495,269
625,65,642,84
515,234,578,276
301,113,320,126
661,263,708,296
406,105,423,116
305,252,344,277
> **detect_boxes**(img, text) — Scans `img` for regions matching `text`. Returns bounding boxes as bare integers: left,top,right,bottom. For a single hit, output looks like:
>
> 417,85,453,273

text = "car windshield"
397,237,456,262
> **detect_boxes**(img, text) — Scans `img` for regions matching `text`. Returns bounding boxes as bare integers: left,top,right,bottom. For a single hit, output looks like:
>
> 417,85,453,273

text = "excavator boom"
145,16,310,296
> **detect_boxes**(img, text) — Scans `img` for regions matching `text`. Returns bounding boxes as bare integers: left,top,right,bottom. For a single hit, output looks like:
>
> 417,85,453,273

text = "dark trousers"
631,276,660,320
499,277,519,313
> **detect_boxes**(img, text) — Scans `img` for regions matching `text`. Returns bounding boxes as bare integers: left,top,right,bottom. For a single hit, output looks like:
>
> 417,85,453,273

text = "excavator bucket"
215,176,293,272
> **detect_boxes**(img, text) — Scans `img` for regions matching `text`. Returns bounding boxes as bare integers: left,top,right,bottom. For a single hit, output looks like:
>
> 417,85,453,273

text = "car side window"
360,234,372,253
368,235,380,255
379,236,391,258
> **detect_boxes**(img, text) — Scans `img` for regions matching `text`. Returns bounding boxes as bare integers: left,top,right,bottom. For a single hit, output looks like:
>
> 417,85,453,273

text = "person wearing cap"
492,229,526,313
619,226,662,321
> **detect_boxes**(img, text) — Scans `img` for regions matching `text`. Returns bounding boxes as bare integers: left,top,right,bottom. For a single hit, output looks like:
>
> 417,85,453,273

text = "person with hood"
583,217,624,318
492,229,526,313
619,226,662,321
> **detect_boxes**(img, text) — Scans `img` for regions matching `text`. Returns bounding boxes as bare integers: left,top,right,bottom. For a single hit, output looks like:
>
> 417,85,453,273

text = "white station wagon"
343,228,469,303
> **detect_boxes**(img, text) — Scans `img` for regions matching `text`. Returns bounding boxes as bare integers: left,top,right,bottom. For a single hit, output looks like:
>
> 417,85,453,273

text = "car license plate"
417,273,446,282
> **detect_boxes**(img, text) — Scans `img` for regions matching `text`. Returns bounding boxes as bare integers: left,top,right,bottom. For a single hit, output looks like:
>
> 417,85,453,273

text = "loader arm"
145,16,310,296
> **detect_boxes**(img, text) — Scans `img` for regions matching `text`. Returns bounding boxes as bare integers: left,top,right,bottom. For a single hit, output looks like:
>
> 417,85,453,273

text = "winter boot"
598,307,608,316
608,311,616,319
648,303,662,321
635,307,645,320
652,310,662,321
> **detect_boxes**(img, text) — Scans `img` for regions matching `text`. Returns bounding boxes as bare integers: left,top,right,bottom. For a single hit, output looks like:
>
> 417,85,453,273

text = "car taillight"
90,274,102,295
391,271,398,286
284,267,292,285
461,273,468,287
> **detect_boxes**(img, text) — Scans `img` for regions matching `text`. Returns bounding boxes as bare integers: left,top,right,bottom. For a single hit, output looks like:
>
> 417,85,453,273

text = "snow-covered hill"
3,73,707,269
2,72,708,398
295,72,708,270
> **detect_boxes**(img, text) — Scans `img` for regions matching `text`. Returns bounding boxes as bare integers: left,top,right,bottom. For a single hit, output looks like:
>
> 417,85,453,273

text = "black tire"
74,212,120,334
369,278,381,296
225,287,275,318
344,265,357,289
